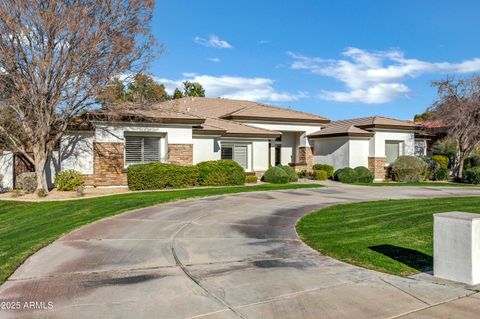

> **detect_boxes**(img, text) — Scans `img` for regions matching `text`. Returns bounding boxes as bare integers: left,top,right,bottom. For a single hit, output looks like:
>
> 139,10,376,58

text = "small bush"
263,166,290,184
246,175,258,183
432,155,449,169
36,188,48,198
391,156,428,182
354,166,374,183
312,164,334,178
465,156,480,170
297,170,307,178
433,167,450,181
313,170,328,181
197,160,246,186
334,167,358,184
17,172,37,193
127,163,199,190
278,165,298,182
423,157,440,180
55,169,84,191
464,167,480,184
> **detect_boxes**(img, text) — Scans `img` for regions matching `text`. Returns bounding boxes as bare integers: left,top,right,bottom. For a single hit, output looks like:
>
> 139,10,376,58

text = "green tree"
96,78,126,104
127,74,169,103
172,88,184,99
183,81,205,97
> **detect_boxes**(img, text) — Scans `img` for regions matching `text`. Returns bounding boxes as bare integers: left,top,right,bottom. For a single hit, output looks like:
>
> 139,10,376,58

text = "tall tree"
431,76,480,179
0,0,156,191
172,88,184,99
96,78,127,104
126,73,169,103
183,81,205,97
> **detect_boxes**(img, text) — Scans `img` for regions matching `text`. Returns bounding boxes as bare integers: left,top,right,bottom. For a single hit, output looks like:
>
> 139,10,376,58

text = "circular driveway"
1,183,480,318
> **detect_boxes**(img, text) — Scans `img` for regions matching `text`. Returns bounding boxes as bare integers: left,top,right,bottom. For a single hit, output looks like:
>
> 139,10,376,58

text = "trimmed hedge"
278,165,298,182
391,156,428,182
197,160,246,186
334,167,358,184
312,164,334,178
127,163,199,190
246,175,258,183
313,170,328,181
55,170,84,191
433,167,450,181
263,166,290,184
432,155,449,169
464,167,480,184
354,166,374,183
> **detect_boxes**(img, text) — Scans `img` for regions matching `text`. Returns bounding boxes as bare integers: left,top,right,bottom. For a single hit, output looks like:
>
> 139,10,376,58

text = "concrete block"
434,212,480,285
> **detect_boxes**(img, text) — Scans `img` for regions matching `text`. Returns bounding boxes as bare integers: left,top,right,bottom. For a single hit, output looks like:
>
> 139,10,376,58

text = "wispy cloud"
208,57,221,63
194,35,233,49
258,40,271,45
288,48,480,104
156,73,306,102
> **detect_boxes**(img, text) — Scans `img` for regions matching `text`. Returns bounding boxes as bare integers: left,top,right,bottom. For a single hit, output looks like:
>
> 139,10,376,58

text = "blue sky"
151,0,480,120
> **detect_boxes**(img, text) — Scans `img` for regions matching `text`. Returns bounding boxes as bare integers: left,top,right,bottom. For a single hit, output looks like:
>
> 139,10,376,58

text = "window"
385,141,401,164
221,144,248,169
125,136,162,166
415,140,426,157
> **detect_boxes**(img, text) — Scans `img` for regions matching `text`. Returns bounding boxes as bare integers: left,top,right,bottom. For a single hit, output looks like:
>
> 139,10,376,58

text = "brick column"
368,157,387,181
168,144,193,165
93,142,127,186
298,146,314,172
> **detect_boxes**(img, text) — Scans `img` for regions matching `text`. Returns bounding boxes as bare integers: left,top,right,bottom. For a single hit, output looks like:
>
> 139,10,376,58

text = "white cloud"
156,73,305,102
194,35,232,49
288,48,480,104
208,57,221,63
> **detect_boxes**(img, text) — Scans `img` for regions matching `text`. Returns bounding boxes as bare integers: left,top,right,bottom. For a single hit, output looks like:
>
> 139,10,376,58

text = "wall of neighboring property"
349,138,370,168
312,137,350,170
192,136,221,164
0,152,14,190
370,130,415,158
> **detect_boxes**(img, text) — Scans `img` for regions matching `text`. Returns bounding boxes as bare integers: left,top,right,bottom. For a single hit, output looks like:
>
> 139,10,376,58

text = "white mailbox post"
434,212,480,285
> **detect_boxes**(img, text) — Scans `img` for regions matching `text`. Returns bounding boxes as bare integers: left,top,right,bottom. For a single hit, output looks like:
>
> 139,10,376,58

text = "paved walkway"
1,183,480,319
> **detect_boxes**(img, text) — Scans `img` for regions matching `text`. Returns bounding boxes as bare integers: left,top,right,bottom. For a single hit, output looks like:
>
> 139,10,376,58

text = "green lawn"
0,183,321,284
296,197,480,276
355,182,479,187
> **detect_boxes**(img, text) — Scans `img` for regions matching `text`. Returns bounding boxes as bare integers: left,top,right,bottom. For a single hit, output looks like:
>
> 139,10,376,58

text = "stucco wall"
312,137,350,170
242,121,321,147
252,140,269,172
0,152,14,190
60,133,94,174
349,138,370,168
192,136,221,164
370,130,415,158
95,123,193,144
280,131,297,165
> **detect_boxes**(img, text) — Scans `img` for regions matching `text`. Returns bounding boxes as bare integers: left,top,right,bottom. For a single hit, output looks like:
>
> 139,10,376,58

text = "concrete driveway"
1,183,480,319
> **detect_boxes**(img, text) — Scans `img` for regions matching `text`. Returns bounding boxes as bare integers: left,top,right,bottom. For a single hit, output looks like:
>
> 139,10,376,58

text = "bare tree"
0,0,156,191
431,76,480,179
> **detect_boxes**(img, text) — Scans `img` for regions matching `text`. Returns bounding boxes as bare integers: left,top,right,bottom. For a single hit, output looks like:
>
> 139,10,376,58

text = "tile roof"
153,97,330,123
193,118,281,138
309,116,418,138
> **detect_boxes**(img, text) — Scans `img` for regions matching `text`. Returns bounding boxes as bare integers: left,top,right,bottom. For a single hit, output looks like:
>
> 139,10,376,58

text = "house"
0,97,424,188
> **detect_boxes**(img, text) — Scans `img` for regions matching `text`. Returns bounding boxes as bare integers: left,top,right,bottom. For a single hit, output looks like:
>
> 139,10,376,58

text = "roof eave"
222,115,330,124
308,132,374,138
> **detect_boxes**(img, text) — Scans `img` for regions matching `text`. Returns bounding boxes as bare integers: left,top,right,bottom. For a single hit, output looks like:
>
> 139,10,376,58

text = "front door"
275,146,281,166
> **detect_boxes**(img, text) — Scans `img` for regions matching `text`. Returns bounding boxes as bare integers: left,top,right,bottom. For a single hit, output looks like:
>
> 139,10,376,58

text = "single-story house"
0,97,426,188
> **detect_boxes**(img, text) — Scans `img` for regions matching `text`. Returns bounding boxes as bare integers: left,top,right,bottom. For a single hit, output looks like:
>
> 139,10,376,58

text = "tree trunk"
457,152,466,180
32,145,49,191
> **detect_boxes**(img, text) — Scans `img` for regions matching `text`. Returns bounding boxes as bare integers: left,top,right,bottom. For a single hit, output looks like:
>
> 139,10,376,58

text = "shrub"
263,166,290,184
278,165,298,182
197,160,246,186
354,166,374,183
312,164,334,178
432,155,449,169
55,169,84,191
313,170,328,181
464,167,480,184
391,156,428,182
465,156,480,170
433,167,450,181
246,175,258,183
17,172,37,193
334,167,358,184
127,163,199,190
423,157,440,180
36,188,48,198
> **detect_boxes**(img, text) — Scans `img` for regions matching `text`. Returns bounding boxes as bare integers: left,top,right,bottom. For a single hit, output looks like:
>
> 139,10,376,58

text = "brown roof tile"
194,118,280,138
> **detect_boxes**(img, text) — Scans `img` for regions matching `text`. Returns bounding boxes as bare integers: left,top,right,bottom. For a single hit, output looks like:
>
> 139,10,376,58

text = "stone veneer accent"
368,157,387,181
92,142,127,186
297,146,314,172
168,144,193,166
